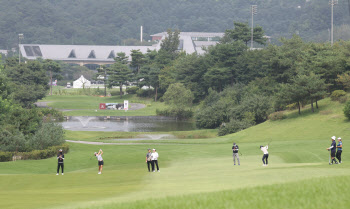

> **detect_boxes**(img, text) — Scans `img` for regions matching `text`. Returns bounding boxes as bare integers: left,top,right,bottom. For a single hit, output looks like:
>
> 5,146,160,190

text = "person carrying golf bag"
260,145,269,166
56,149,64,175
336,137,343,164
146,148,152,172
327,136,338,165
232,143,240,165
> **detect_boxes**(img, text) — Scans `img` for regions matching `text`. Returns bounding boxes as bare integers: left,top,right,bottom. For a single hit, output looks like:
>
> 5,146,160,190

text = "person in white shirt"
260,145,269,166
151,149,159,172
94,149,104,174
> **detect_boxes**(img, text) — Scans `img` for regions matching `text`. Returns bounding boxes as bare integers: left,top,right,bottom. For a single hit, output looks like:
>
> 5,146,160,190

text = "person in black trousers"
327,136,338,165
336,137,343,163
56,149,64,175
146,149,152,172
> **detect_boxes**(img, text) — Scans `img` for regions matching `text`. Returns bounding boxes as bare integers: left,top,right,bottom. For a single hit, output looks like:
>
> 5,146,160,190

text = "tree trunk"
316,98,319,109
311,98,314,112
50,70,52,95
155,87,158,102
298,101,301,114
120,85,123,98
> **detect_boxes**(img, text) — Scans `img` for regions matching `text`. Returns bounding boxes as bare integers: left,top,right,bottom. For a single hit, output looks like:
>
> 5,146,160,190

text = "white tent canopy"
73,75,91,88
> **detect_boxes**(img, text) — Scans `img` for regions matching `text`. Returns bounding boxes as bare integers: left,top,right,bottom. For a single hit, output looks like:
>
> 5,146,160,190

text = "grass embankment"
1,97,349,209
40,94,166,116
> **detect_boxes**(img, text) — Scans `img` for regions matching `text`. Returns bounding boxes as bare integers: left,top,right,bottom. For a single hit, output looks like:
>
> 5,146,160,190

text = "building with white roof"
19,32,225,67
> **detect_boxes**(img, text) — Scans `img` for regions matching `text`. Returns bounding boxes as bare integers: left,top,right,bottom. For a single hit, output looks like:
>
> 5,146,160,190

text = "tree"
222,22,267,46
130,49,145,74
108,53,133,98
3,60,49,107
163,83,193,108
336,72,350,91
43,59,61,96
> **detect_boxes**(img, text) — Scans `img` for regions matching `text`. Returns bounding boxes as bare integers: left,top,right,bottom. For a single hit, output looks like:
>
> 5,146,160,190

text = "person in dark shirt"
327,136,338,165
146,148,152,172
56,149,64,175
232,143,240,165
336,137,343,164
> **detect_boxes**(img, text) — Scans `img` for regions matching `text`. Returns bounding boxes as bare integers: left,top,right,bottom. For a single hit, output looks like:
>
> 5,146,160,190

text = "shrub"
39,108,64,122
126,86,139,94
339,95,348,103
218,119,254,136
268,111,286,121
0,144,69,162
331,90,346,101
136,89,154,97
28,122,65,150
343,100,350,120
286,103,298,110
0,151,13,162
156,108,193,119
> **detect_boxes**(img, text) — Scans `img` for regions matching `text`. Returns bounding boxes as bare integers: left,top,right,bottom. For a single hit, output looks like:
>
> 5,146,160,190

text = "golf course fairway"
1,98,349,209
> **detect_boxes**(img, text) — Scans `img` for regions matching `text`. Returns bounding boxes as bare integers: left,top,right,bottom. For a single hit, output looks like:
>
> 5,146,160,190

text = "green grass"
1,97,350,209
40,94,166,116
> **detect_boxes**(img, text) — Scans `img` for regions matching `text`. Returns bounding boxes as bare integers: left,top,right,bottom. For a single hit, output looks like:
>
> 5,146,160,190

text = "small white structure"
73,75,91,88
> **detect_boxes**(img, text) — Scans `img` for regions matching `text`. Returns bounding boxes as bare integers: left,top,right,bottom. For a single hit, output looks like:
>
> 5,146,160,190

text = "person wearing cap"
151,149,159,172
56,149,64,175
94,149,104,174
146,148,152,172
327,136,338,165
232,142,240,165
260,145,269,166
336,137,343,163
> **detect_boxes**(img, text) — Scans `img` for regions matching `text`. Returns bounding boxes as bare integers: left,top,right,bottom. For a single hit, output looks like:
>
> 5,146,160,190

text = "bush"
126,86,139,94
0,144,69,162
218,119,254,136
268,111,286,121
0,151,13,162
28,122,65,150
331,90,346,101
343,100,350,120
39,108,64,122
339,95,348,103
136,89,154,97
156,108,193,119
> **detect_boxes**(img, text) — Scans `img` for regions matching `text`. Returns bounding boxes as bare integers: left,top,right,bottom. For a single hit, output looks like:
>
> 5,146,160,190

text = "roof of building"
19,44,156,62
151,32,224,38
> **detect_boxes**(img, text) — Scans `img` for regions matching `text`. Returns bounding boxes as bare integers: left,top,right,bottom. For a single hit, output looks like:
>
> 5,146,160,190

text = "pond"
61,116,196,132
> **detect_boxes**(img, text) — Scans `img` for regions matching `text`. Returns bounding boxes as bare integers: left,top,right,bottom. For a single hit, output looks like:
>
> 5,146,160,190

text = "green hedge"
0,144,69,162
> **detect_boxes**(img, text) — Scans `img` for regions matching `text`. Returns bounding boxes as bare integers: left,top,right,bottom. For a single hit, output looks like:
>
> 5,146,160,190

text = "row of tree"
0,56,65,152
1,0,350,49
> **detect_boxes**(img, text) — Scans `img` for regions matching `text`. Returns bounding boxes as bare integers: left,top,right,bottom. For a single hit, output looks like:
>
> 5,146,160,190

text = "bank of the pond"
62,116,197,132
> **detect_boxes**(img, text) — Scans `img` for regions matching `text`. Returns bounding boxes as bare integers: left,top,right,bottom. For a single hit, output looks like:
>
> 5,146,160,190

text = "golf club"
328,150,331,165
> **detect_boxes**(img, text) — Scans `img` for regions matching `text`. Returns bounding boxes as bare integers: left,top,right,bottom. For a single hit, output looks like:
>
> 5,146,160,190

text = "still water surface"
61,117,196,132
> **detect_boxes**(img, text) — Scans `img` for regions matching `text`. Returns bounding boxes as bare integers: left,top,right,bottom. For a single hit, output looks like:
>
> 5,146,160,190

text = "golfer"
151,149,159,172
56,149,64,175
260,145,269,166
95,149,104,174
327,136,338,165
232,143,240,165
336,137,343,164
146,148,152,172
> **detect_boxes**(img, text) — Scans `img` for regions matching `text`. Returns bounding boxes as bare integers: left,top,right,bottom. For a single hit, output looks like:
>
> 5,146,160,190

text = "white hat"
331,136,336,140
152,149,156,151
338,137,342,140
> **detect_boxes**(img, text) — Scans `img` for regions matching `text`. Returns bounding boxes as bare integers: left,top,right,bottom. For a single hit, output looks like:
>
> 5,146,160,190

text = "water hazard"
61,116,196,132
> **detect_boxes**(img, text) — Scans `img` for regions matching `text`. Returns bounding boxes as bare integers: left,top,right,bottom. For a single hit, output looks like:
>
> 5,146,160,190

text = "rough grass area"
1,97,349,209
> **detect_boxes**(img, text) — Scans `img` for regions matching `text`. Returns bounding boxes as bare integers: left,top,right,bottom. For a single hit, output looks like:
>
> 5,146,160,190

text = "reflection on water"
61,117,196,132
